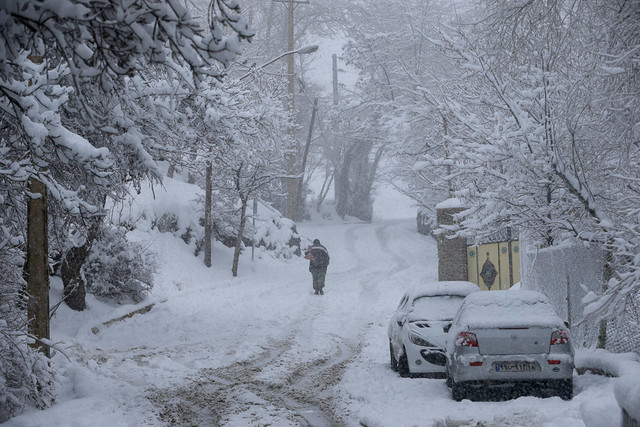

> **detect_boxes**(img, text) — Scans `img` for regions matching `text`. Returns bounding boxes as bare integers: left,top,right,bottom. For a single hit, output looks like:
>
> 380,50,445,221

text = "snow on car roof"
456,290,565,329
406,281,480,300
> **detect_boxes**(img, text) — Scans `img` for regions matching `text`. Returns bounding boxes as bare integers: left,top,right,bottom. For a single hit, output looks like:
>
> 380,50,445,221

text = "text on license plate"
494,361,539,372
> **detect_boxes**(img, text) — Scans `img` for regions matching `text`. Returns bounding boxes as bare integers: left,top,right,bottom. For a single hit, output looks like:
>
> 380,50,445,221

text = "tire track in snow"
336,221,415,287
375,221,411,276
146,331,360,426
145,220,431,426
145,302,358,426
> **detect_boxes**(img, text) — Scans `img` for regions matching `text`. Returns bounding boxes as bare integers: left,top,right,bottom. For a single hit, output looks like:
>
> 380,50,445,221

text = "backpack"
304,246,315,261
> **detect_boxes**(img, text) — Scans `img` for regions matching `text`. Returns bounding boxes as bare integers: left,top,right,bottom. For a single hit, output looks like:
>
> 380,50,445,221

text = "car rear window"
411,295,465,321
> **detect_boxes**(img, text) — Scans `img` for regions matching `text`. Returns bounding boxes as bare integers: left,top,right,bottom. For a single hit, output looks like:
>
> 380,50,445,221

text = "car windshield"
410,295,465,321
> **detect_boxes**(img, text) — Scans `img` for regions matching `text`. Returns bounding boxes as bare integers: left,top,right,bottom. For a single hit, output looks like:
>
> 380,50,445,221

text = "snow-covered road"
302,219,619,427
6,213,621,426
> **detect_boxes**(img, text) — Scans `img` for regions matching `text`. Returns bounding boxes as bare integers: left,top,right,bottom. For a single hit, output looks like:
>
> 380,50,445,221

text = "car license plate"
494,361,538,372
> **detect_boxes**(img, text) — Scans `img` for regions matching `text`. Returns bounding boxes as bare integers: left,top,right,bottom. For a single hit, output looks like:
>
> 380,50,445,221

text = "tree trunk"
351,145,384,221
232,198,248,277
316,170,335,213
61,220,100,311
61,245,89,311
26,178,50,357
204,161,213,268
335,166,349,218
336,143,357,219
598,245,614,349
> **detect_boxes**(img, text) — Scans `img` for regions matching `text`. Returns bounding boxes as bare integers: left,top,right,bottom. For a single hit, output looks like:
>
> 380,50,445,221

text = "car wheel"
451,379,467,401
557,379,573,400
389,342,398,371
398,347,411,378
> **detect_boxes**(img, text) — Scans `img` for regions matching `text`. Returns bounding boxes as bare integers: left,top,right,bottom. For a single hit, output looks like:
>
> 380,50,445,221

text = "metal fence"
520,243,640,356
606,287,640,354
520,244,605,349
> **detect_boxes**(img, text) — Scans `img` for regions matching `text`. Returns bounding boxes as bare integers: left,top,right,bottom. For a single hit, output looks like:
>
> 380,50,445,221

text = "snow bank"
575,349,640,421
616,373,640,421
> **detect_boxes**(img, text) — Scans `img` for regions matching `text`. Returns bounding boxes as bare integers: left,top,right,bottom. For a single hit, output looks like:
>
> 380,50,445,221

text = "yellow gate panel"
467,247,479,286
467,240,521,291
511,241,521,285
499,241,510,290
477,243,500,291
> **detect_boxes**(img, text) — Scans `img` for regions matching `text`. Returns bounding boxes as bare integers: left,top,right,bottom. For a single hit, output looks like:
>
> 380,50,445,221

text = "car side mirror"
396,314,405,327
564,321,570,329
443,323,452,333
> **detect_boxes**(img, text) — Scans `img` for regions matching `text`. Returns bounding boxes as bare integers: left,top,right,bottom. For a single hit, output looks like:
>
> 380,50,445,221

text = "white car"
445,290,574,401
388,281,480,377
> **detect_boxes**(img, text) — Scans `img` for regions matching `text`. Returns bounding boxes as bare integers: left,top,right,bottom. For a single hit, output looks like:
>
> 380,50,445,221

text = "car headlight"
409,333,436,347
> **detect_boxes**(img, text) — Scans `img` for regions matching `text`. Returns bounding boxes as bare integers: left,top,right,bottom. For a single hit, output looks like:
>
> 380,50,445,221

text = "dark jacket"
305,244,330,271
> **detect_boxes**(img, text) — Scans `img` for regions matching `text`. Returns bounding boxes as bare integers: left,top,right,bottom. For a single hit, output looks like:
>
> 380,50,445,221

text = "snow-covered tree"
335,0,639,325
210,86,289,276
417,0,640,323
0,0,252,418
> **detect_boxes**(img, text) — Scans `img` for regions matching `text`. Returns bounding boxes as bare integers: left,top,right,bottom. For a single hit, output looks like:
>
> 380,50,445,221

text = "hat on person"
313,239,320,244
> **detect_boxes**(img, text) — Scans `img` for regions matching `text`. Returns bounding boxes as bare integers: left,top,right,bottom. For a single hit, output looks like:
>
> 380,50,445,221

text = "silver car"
445,290,574,401
388,281,480,377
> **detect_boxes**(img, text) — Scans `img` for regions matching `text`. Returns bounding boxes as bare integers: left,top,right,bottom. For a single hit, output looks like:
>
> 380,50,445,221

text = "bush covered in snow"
0,249,55,422
252,204,301,258
83,226,156,304
0,326,55,423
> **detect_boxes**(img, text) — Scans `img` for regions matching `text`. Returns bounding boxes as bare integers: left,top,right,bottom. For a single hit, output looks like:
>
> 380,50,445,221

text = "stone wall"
436,207,468,282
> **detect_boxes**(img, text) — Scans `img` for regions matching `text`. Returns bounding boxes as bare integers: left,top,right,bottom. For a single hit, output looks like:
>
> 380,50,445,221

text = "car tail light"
548,360,561,364
456,332,478,347
469,361,483,366
550,330,570,345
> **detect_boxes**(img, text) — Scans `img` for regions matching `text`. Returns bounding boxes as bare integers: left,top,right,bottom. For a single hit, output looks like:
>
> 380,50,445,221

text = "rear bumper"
454,378,572,400
451,353,573,383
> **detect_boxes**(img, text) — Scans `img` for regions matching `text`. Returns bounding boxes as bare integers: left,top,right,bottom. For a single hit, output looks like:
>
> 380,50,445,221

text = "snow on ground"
4,180,634,426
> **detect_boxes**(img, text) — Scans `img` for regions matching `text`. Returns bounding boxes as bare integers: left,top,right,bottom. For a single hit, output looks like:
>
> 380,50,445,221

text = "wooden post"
204,161,213,268
566,274,572,327
26,178,50,357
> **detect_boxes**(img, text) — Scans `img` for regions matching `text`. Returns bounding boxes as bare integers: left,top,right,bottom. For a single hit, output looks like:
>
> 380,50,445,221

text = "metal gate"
467,240,520,290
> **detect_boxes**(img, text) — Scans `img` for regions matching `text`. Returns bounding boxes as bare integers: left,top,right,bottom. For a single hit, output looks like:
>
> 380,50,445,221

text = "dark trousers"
311,268,326,292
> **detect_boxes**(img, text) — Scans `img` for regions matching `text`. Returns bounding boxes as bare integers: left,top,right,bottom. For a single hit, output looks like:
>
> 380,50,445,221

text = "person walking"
304,239,330,295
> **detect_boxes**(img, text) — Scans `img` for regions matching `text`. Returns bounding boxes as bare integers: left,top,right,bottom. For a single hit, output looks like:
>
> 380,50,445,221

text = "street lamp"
238,44,319,81
237,43,318,223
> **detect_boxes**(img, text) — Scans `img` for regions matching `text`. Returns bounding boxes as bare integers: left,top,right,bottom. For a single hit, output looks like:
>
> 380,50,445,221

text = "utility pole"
285,0,297,221
27,177,50,358
275,0,310,222
298,97,318,205
26,54,50,358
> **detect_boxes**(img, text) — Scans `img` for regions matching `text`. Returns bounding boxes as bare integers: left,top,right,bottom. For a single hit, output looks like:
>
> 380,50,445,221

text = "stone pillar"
436,201,468,282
